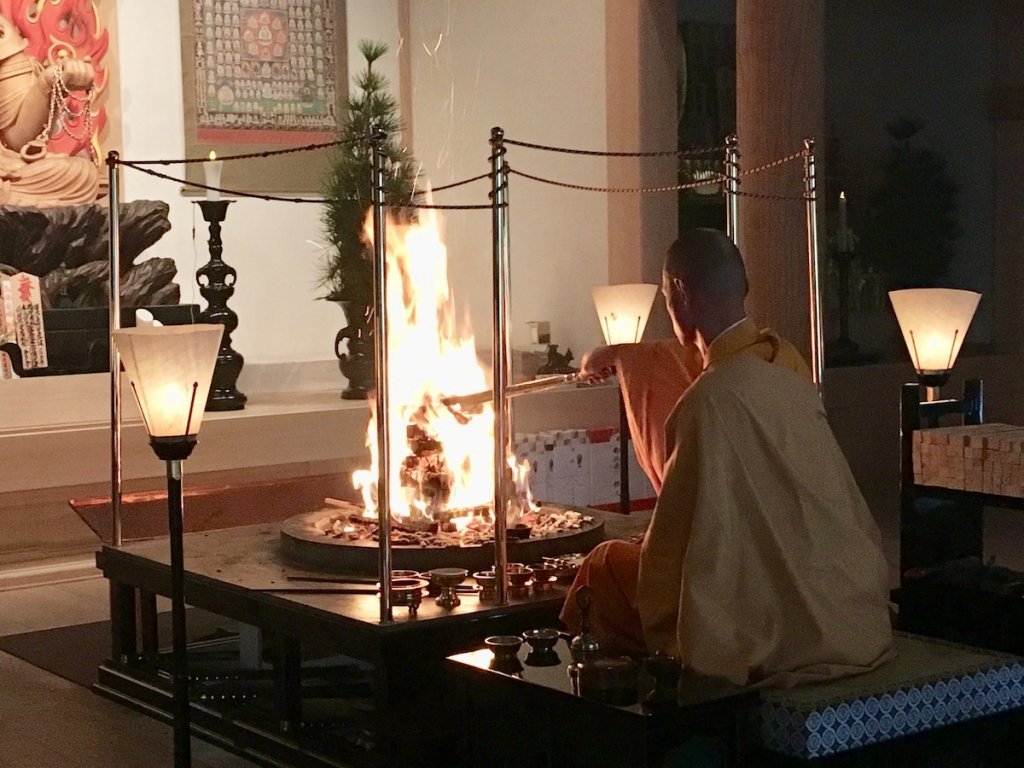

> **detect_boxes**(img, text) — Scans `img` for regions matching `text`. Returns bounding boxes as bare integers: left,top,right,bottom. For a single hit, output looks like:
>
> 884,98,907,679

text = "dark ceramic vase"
334,300,374,400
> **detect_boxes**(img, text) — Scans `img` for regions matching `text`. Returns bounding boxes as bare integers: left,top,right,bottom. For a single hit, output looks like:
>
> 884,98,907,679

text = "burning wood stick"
440,373,581,410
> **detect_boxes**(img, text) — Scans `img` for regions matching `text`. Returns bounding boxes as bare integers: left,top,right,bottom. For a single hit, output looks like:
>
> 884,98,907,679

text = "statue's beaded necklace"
24,59,95,161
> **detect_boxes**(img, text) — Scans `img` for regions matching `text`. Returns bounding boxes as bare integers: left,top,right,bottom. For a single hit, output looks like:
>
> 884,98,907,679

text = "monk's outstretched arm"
580,340,702,490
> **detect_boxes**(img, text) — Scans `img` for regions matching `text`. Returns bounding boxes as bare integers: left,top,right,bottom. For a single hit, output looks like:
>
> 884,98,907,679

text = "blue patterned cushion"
758,634,1024,759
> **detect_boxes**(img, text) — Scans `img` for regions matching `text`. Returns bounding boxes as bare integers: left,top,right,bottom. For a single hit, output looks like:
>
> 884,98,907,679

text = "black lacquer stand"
825,240,873,368
196,200,246,411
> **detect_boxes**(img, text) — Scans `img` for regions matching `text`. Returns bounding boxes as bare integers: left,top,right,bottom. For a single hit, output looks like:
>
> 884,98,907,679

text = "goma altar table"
94,519,587,768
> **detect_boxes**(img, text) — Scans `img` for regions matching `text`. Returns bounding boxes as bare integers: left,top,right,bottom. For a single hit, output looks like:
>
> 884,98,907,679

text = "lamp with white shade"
889,288,981,402
592,283,659,345
112,324,223,768
591,283,658,515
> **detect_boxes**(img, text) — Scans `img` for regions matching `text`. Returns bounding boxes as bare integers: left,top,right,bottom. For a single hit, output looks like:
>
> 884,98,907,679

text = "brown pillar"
991,0,1024,353
605,0,679,287
736,0,825,358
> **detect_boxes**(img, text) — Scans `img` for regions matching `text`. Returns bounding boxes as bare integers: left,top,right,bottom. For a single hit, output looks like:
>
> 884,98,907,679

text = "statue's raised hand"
44,56,94,91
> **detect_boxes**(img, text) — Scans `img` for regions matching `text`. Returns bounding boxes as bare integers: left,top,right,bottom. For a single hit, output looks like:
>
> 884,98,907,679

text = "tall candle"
838,190,848,234
203,150,223,200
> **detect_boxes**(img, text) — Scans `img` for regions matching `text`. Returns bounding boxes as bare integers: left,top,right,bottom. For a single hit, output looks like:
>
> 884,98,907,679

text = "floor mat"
0,610,233,688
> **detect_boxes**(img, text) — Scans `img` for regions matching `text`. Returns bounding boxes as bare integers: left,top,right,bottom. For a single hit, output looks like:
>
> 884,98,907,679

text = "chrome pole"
370,126,393,623
490,127,511,606
106,151,123,547
803,137,825,397
725,134,740,246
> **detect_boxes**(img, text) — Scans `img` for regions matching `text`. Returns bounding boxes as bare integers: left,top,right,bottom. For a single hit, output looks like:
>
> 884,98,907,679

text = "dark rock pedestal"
0,200,178,308
0,201,187,376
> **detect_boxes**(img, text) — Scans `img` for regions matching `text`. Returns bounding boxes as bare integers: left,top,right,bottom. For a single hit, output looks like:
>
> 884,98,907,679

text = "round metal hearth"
280,504,604,575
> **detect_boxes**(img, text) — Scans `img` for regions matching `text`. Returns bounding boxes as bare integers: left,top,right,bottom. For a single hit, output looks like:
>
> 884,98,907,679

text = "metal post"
370,126,393,623
490,127,511,605
107,151,123,547
618,391,630,515
724,134,740,246
802,138,825,397
166,459,191,768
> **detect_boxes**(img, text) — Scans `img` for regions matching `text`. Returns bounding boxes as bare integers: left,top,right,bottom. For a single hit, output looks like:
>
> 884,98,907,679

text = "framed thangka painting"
180,0,347,194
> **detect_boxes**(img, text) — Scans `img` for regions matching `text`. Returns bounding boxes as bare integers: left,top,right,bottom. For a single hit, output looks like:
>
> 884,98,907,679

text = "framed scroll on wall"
179,0,347,194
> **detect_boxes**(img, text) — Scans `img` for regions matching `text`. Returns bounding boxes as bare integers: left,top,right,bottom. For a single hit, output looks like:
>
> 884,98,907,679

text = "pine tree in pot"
321,40,417,399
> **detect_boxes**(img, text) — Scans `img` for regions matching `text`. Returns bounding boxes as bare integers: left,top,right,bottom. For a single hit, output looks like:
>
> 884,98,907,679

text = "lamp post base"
166,458,192,768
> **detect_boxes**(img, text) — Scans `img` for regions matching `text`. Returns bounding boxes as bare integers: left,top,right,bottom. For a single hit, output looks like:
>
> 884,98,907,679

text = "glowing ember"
351,207,537,535
317,502,590,548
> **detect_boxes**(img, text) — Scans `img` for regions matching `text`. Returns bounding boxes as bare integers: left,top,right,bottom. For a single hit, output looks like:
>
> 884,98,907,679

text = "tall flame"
353,207,534,529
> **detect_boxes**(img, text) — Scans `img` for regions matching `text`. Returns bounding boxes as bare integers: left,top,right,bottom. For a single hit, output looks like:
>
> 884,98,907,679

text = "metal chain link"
504,137,725,158
737,149,804,177
399,202,496,210
731,189,812,202
122,162,495,209
120,161,330,202
118,137,363,166
508,167,727,194
414,171,492,195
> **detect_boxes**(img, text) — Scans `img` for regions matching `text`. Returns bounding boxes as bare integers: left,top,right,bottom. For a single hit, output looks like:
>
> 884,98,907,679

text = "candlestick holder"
196,200,246,411
826,229,869,368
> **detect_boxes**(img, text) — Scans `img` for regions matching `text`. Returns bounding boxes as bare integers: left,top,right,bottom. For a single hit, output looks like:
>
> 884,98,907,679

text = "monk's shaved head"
662,228,749,348
665,228,748,302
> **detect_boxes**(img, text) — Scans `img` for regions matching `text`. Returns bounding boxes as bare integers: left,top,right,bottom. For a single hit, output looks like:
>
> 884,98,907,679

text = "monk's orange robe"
565,321,892,688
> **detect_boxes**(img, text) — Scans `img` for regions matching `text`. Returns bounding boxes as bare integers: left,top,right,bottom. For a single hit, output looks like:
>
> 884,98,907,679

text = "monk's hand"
579,345,618,384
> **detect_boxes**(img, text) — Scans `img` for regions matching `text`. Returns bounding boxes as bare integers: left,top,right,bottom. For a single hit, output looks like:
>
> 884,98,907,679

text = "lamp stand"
196,200,246,412
618,389,630,515
166,457,191,768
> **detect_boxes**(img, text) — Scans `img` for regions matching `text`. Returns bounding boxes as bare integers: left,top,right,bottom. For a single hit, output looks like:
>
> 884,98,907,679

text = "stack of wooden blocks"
914,423,1024,496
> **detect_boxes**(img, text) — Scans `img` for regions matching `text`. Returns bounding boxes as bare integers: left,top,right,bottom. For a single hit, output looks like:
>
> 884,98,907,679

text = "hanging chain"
30,62,97,157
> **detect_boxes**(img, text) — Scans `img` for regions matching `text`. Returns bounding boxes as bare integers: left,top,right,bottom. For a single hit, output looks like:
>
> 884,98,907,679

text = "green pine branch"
319,40,417,302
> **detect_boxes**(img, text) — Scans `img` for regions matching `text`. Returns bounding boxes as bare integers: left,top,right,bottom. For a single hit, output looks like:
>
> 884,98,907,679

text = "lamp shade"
889,288,981,375
113,325,223,438
592,284,658,345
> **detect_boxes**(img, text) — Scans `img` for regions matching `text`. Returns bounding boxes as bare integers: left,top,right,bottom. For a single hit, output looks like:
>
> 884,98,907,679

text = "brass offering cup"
386,577,427,615
544,555,581,584
474,570,498,603
428,567,468,609
506,564,533,596
485,634,524,674
527,563,556,592
522,627,561,667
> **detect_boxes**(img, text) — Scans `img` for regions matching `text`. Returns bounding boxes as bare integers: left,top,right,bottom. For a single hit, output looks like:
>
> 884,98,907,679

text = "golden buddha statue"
0,14,100,207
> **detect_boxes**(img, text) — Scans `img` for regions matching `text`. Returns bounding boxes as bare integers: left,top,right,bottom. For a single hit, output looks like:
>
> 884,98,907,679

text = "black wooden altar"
94,522,572,768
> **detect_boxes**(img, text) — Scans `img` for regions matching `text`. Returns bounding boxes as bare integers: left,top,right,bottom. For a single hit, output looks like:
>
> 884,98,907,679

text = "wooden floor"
0,574,255,768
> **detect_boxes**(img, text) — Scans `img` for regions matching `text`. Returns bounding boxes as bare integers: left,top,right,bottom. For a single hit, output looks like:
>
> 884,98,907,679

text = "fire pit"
280,501,604,574
290,209,605,579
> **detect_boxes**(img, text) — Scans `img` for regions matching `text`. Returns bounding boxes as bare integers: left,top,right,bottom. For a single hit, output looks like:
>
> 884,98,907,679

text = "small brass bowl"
474,570,498,602
378,577,427,615
545,557,581,583
428,567,468,609
522,628,560,653
507,564,533,590
527,563,556,591
484,634,523,662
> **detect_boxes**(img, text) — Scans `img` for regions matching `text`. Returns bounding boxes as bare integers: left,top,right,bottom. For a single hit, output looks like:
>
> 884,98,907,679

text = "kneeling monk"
561,229,894,687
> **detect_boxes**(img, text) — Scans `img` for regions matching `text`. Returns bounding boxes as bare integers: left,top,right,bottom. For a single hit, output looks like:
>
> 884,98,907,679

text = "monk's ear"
671,276,689,305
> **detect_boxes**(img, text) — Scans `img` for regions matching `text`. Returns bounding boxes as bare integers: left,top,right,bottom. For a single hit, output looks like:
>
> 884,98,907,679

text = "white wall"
406,1,610,356
114,0,402,369
113,1,610,375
